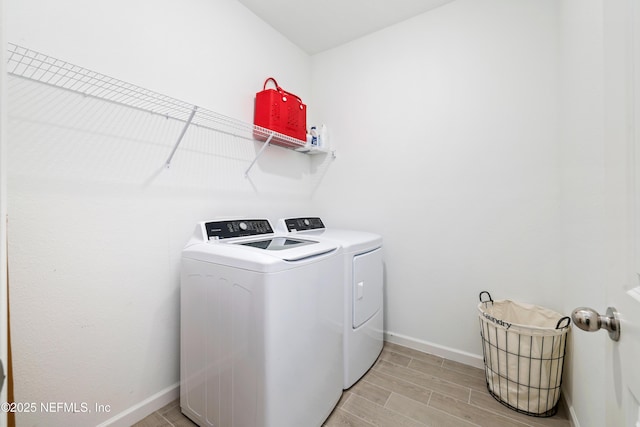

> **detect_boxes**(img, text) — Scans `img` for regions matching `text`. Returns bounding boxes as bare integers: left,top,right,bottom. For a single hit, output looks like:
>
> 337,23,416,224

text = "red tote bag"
253,77,306,147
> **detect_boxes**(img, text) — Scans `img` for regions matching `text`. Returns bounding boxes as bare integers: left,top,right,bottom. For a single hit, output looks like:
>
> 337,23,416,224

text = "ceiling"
237,0,457,55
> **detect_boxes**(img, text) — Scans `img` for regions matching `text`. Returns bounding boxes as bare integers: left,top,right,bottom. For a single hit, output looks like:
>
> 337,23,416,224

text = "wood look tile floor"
133,342,571,427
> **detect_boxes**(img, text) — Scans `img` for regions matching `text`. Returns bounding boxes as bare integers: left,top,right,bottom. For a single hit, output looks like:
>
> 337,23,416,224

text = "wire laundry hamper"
478,291,571,417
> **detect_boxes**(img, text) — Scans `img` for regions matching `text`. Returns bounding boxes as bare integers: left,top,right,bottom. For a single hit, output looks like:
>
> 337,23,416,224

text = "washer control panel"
284,217,325,232
205,219,274,240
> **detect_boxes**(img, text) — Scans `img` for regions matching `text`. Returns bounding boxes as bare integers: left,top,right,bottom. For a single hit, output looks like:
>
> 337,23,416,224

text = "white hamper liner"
477,291,571,417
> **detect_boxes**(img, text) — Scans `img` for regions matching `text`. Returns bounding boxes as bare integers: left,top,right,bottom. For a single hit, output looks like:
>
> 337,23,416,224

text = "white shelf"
295,145,330,155
6,43,316,173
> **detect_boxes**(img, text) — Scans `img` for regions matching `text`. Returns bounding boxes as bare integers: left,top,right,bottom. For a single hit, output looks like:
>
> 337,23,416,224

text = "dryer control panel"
283,217,325,232
205,219,273,240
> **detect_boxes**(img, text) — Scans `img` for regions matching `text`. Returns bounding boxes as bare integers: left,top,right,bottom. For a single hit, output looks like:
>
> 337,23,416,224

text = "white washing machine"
276,217,384,389
180,218,343,427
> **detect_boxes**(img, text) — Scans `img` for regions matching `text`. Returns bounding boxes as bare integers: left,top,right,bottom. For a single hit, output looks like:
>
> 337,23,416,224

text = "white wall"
5,0,314,425
310,0,563,361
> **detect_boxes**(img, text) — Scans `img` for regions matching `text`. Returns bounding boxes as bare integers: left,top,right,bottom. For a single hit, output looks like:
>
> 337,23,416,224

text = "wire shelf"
6,43,307,169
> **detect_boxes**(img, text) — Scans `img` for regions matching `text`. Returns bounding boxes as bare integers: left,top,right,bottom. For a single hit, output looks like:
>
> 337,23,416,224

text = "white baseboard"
561,391,580,427
95,382,179,427
384,331,485,370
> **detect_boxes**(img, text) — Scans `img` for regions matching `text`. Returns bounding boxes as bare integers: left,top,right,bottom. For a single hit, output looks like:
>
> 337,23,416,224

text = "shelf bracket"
245,133,274,177
165,105,198,168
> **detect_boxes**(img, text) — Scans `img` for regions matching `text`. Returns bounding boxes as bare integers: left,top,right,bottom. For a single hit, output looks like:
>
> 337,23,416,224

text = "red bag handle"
263,77,304,105
263,77,279,91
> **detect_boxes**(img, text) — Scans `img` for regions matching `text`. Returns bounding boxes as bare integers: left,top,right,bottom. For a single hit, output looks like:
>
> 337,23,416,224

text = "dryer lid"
276,217,383,252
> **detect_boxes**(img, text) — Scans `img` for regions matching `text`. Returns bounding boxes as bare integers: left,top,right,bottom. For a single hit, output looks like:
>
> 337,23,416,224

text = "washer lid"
231,236,338,262
236,236,315,251
183,219,339,271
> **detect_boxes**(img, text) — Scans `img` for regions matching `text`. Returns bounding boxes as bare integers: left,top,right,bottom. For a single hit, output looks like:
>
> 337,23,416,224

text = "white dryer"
276,217,384,389
180,219,343,427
